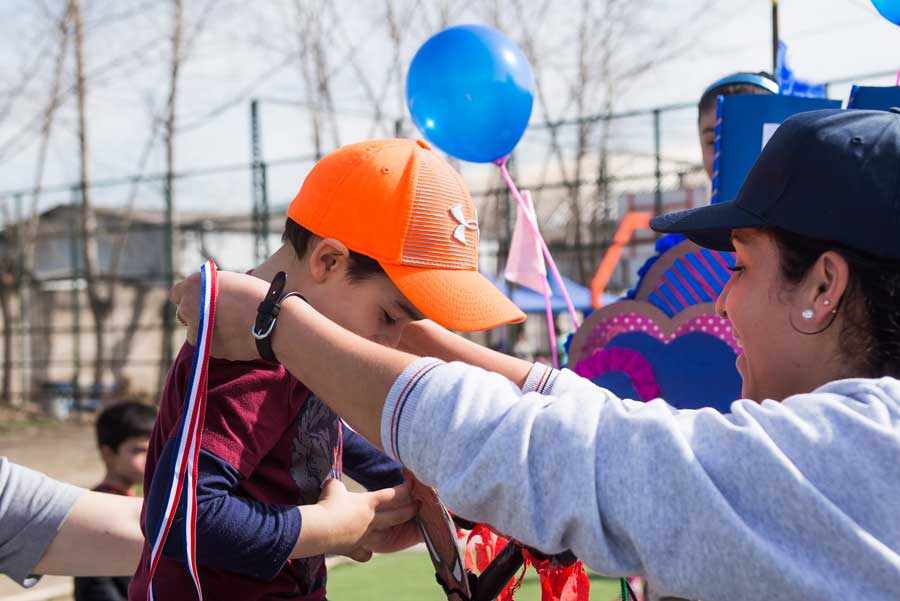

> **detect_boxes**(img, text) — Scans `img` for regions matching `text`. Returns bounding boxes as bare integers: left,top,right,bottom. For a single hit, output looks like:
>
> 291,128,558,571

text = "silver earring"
802,309,815,320
823,299,831,306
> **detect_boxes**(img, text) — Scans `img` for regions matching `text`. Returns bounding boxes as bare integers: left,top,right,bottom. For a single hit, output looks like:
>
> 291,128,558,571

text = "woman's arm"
398,320,532,387
172,273,536,445
172,271,412,445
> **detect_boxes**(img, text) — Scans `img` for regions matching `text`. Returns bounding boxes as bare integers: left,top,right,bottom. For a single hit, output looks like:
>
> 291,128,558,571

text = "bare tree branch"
0,30,168,163
22,3,72,281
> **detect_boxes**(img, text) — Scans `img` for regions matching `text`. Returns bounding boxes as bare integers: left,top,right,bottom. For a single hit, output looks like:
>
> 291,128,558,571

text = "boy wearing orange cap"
128,139,524,601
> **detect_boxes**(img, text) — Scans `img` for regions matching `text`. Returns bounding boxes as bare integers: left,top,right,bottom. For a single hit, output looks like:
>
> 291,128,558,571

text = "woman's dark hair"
282,218,385,283
767,227,900,378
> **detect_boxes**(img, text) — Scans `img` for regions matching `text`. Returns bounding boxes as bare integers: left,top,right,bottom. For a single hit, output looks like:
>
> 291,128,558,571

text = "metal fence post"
14,193,27,405
250,99,270,263
653,109,662,217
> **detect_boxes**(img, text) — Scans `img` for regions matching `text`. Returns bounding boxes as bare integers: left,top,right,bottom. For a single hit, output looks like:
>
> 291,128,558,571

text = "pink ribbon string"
496,157,581,330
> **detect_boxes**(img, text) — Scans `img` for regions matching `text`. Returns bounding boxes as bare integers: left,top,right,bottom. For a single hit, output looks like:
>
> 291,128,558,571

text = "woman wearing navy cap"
173,109,900,600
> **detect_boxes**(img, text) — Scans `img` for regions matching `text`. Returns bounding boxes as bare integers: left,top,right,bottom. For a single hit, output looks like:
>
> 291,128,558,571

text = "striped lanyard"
146,260,217,601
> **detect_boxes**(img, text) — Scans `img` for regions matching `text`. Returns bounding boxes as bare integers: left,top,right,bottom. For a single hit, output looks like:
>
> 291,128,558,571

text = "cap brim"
382,265,526,332
649,200,765,251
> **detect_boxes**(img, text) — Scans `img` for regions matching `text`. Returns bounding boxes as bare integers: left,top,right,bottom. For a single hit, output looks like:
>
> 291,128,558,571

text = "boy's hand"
293,479,417,562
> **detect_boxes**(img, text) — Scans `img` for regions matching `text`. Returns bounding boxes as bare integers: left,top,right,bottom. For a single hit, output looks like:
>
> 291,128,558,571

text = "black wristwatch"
252,271,307,364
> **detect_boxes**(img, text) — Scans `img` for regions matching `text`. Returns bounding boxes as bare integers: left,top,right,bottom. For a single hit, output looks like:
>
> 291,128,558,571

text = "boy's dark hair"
282,218,386,283
698,72,777,116
96,401,157,452
767,227,900,378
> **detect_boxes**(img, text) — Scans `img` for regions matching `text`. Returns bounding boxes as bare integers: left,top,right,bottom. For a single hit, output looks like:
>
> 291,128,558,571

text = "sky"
0,0,898,220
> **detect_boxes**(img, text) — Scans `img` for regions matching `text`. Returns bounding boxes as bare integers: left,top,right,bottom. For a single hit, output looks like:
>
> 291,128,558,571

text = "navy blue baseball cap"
652,108,900,260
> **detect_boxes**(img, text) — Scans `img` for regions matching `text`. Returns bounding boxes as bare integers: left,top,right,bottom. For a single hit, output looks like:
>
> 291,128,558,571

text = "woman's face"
715,228,839,401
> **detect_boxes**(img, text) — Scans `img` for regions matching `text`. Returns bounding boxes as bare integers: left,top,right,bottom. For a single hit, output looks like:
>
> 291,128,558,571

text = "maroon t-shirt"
129,344,341,601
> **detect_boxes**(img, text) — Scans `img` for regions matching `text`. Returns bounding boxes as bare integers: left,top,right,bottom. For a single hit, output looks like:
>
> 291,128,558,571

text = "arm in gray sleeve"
0,457,84,587
381,359,900,600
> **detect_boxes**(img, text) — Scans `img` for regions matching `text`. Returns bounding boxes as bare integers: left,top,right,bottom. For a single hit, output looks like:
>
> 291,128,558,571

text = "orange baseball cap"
287,138,525,331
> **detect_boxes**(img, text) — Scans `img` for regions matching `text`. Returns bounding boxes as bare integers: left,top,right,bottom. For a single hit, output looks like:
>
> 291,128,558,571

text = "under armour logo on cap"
449,205,479,245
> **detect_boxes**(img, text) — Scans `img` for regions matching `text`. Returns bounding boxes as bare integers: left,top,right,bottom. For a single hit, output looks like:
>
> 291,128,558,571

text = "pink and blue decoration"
406,24,534,163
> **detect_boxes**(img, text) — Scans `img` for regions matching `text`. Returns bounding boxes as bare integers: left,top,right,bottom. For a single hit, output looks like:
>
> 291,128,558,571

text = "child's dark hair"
698,72,777,116
282,218,385,283
96,401,157,452
767,227,900,378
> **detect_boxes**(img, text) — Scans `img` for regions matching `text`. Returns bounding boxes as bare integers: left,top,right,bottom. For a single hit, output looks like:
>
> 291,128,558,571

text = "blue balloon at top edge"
406,24,534,163
871,0,900,24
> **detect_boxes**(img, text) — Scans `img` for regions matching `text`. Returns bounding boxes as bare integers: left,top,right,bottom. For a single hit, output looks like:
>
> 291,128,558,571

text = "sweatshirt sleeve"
380,359,900,600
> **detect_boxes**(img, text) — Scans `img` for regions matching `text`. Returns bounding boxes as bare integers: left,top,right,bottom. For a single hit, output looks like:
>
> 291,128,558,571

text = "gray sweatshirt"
381,359,900,600
0,457,83,586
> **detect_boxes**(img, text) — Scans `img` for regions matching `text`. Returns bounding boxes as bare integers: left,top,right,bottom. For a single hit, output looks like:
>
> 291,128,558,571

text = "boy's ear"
99,444,117,464
308,238,351,283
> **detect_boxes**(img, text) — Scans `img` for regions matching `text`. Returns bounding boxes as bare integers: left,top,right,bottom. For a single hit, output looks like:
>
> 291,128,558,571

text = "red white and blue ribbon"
146,259,217,601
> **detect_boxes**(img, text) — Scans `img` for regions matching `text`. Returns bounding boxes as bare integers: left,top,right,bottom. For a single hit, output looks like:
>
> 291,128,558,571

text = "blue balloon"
872,0,900,24
406,24,534,163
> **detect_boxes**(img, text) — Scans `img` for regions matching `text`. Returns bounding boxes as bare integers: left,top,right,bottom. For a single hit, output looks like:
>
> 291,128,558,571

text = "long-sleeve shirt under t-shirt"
129,344,402,601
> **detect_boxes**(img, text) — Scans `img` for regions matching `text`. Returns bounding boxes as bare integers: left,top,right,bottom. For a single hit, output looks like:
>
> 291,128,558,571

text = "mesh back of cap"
401,151,478,270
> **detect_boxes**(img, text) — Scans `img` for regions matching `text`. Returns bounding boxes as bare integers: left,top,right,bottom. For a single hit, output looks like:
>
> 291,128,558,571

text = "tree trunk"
70,0,113,397
112,282,148,393
159,0,183,393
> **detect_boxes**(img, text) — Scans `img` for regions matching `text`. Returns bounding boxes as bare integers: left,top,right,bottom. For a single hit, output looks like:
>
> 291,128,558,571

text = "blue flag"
711,94,839,204
776,41,826,98
848,85,900,111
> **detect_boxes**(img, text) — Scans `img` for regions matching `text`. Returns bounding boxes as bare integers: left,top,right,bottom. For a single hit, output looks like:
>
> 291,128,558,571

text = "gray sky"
1,0,898,217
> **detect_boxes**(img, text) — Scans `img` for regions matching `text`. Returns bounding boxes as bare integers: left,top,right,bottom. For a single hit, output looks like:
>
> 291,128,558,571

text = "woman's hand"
359,515,423,555
171,271,269,361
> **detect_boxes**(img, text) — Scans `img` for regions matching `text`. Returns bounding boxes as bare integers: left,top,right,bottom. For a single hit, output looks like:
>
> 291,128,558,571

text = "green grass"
326,551,622,600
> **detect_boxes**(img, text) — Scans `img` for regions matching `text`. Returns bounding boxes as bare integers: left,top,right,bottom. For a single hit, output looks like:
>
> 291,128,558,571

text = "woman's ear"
307,238,351,283
796,250,850,325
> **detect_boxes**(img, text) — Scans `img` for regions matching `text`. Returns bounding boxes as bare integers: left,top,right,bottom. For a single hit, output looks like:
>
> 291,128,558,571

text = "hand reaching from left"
361,516,423,555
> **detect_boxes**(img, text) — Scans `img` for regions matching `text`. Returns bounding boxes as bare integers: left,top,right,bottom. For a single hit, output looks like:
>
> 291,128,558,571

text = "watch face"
412,483,470,599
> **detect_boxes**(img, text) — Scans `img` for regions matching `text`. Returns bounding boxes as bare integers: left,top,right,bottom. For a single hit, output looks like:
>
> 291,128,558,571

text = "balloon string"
496,157,580,329
543,278,559,369
523,189,559,369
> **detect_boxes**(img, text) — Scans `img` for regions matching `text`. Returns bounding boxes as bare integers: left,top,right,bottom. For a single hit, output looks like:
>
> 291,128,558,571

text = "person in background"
622,72,780,322
697,71,778,179
74,401,156,601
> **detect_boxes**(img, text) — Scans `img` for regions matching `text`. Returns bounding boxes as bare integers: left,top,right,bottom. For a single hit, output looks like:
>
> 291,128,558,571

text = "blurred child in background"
74,401,156,601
